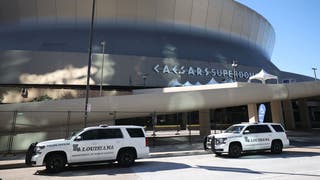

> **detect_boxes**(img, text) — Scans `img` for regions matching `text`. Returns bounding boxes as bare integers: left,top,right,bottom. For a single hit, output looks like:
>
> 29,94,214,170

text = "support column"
271,100,284,125
247,104,258,123
181,112,188,130
298,99,311,129
199,109,211,137
282,100,296,129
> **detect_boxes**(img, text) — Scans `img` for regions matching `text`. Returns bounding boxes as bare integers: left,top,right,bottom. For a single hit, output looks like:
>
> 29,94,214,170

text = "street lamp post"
232,60,238,82
142,73,148,87
84,0,96,128
312,67,318,81
100,41,106,96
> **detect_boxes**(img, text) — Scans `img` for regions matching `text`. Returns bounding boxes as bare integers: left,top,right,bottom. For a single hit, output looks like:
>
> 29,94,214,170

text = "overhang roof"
1,81,320,131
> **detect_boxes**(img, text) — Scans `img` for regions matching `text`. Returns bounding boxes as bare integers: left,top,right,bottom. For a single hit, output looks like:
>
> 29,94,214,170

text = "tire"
228,143,242,158
45,154,66,173
117,150,136,167
271,140,283,154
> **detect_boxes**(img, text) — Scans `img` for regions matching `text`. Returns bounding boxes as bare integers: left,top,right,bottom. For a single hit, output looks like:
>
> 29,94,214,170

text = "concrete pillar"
181,112,188,130
298,99,311,129
271,100,284,125
199,109,211,137
247,104,258,123
282,100,296,130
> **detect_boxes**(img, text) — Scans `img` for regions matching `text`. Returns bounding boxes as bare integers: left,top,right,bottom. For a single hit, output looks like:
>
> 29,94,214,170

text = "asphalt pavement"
1,130,320,171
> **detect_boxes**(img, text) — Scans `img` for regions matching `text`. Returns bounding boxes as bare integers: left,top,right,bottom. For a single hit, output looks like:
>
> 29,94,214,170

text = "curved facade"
0,0,310,89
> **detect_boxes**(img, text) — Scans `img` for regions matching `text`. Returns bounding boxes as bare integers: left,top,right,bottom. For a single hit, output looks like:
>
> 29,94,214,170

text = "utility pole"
100,41,106,96
84,0,96,128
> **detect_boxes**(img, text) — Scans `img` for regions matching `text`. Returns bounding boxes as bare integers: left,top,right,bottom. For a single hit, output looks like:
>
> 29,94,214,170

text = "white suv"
25,125,149,173
204,123,290,158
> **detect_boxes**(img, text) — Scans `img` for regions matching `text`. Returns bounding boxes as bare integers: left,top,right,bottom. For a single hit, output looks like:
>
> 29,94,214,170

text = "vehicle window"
271,125,285,132
126,128,145,137
256,125,272,133
98,129,123,139
66,130,81,140
245,125,271,134
80,129,99,140
225,125,245,133
244,125,258,134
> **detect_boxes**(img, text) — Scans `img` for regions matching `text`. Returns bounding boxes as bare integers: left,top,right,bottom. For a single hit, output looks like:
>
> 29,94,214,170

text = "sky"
236,0,320,78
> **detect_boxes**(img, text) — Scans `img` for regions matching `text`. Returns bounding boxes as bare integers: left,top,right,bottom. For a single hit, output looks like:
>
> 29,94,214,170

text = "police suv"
25,125,149,173
204,123,290,158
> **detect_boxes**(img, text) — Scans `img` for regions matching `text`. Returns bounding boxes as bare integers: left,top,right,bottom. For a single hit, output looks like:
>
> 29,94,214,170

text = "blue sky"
236,0,320,78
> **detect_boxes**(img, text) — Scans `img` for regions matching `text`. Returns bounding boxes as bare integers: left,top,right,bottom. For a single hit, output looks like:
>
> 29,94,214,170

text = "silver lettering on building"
153,64,254,79
188,67,195,76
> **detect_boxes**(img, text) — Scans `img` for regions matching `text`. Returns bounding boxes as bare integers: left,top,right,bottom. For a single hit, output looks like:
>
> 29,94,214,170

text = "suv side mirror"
243,130,250,134
75,136,82,141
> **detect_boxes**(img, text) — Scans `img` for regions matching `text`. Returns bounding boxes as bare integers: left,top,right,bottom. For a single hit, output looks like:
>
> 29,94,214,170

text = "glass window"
244,125,258,134
80,130,99,140
271,125,285,132
126,128,145,137
225,125,245,133
98,129,123,139
244,125,271,133
256,125,272,133
282,79,290,84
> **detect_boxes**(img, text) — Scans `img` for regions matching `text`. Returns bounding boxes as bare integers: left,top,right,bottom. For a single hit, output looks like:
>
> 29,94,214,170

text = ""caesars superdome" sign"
153,64,255,79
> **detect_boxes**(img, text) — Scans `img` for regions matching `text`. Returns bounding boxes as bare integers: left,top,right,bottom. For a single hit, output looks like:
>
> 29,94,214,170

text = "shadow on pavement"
33,161,191,177
197,165,261,174
0,163,29,170
214,149,320,159
197,165,320,178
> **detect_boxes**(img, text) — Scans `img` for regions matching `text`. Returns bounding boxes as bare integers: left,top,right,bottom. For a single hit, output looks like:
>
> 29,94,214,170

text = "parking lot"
0,147,320,180
1,130,320,180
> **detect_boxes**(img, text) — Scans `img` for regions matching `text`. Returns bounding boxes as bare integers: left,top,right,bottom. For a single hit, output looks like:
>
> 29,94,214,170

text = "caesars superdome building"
1,0,320,152
0,0,312,90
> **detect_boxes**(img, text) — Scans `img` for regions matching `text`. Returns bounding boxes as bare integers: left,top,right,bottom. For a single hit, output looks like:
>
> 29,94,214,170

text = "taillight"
145,137,149,147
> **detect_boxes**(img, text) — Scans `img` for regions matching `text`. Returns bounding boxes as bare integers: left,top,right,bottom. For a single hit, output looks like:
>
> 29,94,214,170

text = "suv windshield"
65,130,82,140
225,125,245,133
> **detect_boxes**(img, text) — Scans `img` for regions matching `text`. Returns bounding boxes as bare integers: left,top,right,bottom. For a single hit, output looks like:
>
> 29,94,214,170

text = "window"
282,79,290,84
98,129,123,139
256,125,272,133
271,125,285,132
225,125,245,133
126,128,145,137
244,125,271,134
80,130,99,140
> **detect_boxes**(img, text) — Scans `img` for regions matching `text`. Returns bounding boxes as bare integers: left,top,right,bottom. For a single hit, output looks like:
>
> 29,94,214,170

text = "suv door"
70,128,123,163
242,125,272,150
95,128,124,160
70,129,100,163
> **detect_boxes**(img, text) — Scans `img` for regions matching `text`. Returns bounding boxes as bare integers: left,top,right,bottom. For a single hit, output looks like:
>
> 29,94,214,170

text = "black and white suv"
204,123,290,158
25,125,149,173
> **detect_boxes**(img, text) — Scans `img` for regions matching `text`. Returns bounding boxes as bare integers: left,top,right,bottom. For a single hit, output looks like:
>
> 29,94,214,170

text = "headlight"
215,138,227,145
35,146,45,154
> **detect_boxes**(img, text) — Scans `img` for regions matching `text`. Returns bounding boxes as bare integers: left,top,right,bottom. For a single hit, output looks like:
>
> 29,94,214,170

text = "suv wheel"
45,154,66,173
228,143,242,158
117,150,135,167
271,140,283,154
